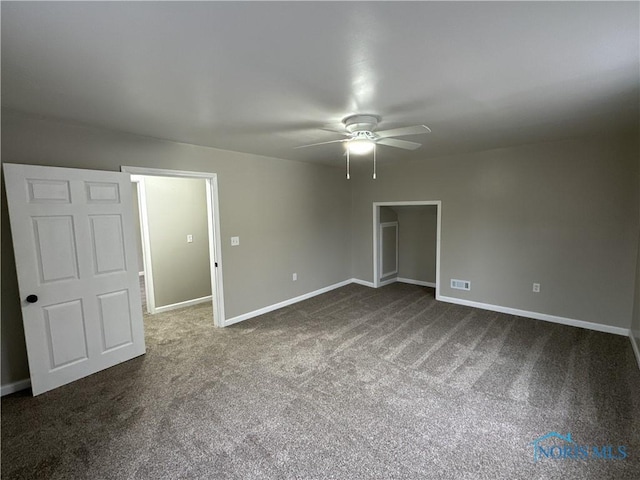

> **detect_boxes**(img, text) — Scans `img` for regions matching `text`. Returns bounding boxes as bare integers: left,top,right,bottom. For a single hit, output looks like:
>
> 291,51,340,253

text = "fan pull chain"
372,144,377,180
346,149,350,180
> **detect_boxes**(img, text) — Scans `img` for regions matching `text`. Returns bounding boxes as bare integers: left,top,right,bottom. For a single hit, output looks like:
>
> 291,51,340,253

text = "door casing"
122,166,225,327
372,201,441,297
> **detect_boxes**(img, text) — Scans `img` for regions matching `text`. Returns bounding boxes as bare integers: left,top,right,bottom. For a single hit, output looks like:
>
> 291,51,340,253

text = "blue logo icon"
529,432,627,463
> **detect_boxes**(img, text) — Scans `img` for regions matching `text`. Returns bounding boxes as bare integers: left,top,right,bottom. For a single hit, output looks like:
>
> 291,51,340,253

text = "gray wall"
380,206,398,223
0,164,22,386
1,110,351,386
351,132,639,330
395,206,437,284
144,176,211,307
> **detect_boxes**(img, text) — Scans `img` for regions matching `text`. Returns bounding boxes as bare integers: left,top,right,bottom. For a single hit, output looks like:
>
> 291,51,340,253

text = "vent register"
451,279,470,291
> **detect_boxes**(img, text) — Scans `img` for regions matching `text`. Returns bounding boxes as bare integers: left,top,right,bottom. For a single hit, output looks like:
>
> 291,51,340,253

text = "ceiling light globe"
348,139,375,155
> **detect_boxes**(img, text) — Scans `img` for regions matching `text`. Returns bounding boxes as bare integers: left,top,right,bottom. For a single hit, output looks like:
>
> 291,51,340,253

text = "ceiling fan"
296,114,431,179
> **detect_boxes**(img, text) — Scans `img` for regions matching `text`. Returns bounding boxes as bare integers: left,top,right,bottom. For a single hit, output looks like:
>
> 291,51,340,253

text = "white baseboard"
397,278,436,288
154,295,212,314
1,378,31,397
377,277,436,288
224,279,354,326
437,294,630,336
351,278,375,288
630,333,640,370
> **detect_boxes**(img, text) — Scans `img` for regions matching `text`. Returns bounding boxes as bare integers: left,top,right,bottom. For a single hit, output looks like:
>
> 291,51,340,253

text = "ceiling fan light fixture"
295,113,430,180
348,138,375,155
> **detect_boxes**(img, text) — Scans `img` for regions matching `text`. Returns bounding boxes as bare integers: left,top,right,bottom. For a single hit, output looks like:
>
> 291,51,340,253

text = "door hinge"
215,262,218,268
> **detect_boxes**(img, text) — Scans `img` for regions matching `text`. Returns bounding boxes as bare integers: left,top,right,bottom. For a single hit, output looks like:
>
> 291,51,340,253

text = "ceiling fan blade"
375,125,431,138
294,139,348,149
376,138,422,150
320,128,351,137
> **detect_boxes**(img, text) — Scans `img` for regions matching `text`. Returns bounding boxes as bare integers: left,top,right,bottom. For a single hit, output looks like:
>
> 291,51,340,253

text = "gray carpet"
2,283,639,479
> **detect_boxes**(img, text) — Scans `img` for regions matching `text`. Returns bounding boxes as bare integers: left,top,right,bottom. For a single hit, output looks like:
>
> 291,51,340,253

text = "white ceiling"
2,2,638,165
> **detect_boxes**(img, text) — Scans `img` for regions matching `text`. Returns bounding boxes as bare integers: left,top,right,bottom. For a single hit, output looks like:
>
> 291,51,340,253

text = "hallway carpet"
2,283,639,479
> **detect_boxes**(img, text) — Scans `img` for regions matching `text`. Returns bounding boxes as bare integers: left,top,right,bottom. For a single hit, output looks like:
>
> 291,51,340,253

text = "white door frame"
372,201,441,297
122,166,225,327
130,176,155,314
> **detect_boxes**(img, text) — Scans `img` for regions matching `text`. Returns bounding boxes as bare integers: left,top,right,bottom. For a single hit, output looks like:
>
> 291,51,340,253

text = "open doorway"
123,167,225,327
131,175,212,314
373,201,441,296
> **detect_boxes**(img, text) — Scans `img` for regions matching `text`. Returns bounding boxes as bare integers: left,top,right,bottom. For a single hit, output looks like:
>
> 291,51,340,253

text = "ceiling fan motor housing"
343,114,380,134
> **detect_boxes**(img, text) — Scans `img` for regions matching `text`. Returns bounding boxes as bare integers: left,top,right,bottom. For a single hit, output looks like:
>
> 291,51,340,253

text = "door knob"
26,294,38,303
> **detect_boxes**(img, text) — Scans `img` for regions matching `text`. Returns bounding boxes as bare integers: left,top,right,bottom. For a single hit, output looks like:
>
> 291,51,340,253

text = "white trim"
379,277,398,287
130,176,156,314
154,295,213,314
224,280,353,326
377,277,437,288
122,166,225,327
374,201,443,206
1,379,31,397
207,175,226,328
437,294,630,336
630,333,640,371
373,204,380,287
121,166,213,178
352,278,375,288
397,278,436,288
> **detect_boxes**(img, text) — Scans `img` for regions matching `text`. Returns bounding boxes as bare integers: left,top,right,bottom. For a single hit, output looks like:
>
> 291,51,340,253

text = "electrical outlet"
186,234,193,243
533,283,540,293
231,236,240,246
292,273,297,281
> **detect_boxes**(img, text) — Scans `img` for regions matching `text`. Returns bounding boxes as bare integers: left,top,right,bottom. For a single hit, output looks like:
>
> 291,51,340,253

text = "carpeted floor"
2,283,639,479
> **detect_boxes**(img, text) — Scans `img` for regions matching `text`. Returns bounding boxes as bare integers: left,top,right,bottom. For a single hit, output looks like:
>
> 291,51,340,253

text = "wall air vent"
451,279,471,291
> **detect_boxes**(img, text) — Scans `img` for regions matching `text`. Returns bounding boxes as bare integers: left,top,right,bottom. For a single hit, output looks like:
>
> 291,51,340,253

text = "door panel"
33,216,80,283
85,181,120,203
89,215,126,274
97,290,134,351
44,299,88,369
4,163,146,396
27,179,71,203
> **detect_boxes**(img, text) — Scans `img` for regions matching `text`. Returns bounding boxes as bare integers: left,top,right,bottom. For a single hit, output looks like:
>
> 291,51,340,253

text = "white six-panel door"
4,163,146,396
